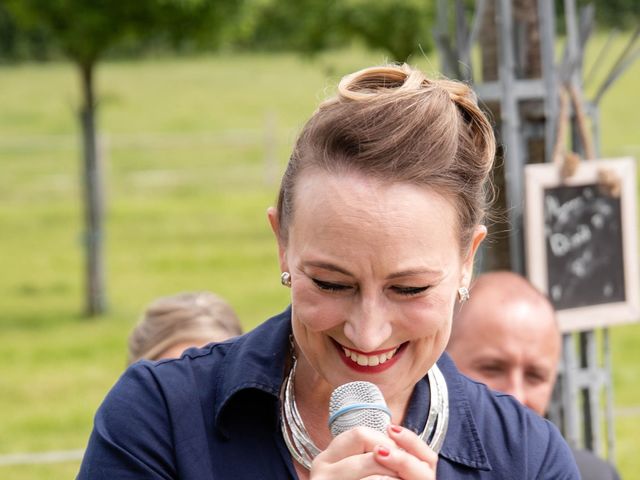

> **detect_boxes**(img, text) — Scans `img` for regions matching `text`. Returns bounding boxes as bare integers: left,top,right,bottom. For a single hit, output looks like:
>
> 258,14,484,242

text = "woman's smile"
333,339,408,373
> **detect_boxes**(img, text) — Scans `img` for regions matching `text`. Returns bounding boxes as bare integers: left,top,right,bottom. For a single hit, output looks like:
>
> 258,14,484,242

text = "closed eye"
312,279,352,292
391,286,429,296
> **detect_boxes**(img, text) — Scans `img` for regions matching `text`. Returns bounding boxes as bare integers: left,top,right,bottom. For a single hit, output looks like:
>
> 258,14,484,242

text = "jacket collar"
437,353,492,471
213,307,293,437
213,307,491,471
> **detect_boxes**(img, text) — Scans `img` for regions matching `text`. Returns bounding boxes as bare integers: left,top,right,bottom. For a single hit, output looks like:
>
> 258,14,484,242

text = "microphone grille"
328,381,391,437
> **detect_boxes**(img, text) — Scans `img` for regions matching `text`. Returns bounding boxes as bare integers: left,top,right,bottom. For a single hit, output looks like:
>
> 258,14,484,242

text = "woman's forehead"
287,170,461,261
293,170,456,220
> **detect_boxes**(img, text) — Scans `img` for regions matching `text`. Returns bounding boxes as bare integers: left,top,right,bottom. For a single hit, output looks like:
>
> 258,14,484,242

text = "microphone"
328,381,392,437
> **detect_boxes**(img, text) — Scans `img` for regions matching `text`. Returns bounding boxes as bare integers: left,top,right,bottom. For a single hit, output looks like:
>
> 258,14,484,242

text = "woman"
127,291,242,364
78,64,579,479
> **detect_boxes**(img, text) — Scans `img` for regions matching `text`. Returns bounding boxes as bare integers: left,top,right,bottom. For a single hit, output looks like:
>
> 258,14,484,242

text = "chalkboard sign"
525,158,639,332
544,183,625,310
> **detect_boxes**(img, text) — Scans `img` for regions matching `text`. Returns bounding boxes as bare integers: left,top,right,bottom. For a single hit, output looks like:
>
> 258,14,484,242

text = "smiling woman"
271,173,466,413
77,64,580,479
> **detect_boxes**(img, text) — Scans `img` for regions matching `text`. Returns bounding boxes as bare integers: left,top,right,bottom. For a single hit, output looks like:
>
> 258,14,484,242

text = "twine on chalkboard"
597,169,622,197
552,84,621,197
552,88,579,178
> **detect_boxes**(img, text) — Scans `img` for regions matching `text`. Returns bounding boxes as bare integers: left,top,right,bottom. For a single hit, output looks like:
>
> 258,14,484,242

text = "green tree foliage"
5,0,239,67
234,0,344,53
554,0,639,30
0,2,56,61
235,0,435,62
588,0,639,28
341,0,436,61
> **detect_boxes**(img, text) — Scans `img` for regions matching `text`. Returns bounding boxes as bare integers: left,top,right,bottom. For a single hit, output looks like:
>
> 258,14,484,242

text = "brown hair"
276,64,495,250
127,291,242,365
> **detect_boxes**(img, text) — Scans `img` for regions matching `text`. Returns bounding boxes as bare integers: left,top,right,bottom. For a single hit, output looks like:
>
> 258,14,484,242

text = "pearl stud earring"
280,272,292,287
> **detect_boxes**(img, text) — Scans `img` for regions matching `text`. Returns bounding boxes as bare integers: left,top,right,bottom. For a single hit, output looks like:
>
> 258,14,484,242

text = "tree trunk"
480,0,498,82
79,61,106,316
514,0,544,161
514,0,542,78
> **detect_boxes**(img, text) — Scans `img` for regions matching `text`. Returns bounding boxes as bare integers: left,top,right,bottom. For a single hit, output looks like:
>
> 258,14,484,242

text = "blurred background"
0,0,638,478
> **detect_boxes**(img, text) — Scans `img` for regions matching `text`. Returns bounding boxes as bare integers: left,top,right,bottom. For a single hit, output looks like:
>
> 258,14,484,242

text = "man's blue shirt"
78,307,579,479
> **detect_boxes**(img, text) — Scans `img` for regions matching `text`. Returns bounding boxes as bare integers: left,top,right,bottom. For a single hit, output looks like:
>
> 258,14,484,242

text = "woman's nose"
343,294,392,352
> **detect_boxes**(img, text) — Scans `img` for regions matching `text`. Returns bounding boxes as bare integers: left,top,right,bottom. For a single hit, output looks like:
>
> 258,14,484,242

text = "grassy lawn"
0,38,638,479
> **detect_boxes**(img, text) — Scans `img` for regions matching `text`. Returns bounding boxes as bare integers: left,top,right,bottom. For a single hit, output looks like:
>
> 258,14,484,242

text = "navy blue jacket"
78,308,580,479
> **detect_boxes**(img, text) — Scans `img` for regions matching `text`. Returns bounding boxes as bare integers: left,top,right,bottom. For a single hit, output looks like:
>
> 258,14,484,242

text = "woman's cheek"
292,288,346,332
402,297,449,336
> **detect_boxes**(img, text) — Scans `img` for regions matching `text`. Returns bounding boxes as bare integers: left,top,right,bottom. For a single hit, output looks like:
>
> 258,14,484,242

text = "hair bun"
336,64,432,102
335,66,493,177
435,79,479,107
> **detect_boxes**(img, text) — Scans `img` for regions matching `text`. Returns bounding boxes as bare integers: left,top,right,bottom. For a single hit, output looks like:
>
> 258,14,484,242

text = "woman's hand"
371,425,438,479
309,426,401,480
309,425,437,480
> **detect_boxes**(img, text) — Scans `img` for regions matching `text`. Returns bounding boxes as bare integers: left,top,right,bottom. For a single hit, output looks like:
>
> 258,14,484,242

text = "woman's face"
269,170,485,405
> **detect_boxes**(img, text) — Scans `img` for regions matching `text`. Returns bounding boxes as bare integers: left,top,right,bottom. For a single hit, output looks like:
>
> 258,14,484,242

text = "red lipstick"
334,341,406,374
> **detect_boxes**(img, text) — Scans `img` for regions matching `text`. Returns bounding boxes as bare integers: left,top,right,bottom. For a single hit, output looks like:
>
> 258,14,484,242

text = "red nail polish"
390,425,402,434
377,445,390,457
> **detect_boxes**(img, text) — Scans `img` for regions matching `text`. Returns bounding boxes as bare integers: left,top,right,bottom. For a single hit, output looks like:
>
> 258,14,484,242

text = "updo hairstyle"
276,64,496,251
127,291,242,365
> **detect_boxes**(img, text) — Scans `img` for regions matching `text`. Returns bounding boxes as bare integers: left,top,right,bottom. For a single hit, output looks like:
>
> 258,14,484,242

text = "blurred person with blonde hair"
127,291,242,365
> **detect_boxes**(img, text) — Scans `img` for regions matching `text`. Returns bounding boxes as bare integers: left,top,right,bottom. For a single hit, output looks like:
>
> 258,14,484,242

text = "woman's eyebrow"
303,261,353,276
304,262,443,280
386,268,442,280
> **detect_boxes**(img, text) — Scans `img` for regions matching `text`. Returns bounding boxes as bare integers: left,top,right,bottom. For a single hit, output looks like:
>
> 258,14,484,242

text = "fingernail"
377,445,390,457
390,424,402,434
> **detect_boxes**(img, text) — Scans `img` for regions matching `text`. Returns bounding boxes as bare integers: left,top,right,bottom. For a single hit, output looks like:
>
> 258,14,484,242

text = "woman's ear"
267,207,288,273
461,225,487,286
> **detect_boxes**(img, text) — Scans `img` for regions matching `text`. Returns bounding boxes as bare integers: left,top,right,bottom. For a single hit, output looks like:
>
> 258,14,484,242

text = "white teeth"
342,347,398,366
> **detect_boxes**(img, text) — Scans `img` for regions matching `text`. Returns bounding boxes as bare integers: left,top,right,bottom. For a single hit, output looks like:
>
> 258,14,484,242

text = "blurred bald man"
447,271,621,480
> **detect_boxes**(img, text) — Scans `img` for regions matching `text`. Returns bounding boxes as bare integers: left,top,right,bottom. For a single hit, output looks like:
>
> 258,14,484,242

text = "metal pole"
562,333,580,448
496,0,525,274
604,328,616,461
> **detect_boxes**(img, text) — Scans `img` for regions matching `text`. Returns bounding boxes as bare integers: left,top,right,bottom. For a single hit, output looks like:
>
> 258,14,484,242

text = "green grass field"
0,38,638,479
